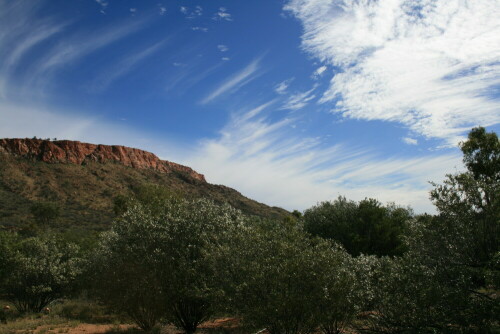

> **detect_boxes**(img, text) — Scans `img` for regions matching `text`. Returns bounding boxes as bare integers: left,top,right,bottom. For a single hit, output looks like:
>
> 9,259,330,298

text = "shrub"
220,219,357,334
1,235,84,313
303,197,412,256
93,193,246,333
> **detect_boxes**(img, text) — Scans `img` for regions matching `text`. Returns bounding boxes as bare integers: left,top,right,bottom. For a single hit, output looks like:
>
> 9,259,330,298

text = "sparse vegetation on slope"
0,147,288,232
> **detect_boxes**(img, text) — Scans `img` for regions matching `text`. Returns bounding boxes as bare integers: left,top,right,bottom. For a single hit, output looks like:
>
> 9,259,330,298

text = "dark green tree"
366,127,499,333
430,127,499,287
303,197,412,256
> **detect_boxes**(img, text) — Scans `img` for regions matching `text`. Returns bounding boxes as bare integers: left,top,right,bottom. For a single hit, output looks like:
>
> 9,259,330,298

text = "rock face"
0,138,206,182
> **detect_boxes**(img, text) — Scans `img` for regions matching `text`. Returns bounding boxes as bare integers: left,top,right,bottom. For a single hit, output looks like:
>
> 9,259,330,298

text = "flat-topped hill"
0,138,288,231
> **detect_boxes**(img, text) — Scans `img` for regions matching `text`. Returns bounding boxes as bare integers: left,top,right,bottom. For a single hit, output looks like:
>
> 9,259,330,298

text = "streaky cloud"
89,39,168,92
186,100,462,213
201,58,261,104
281,84,317,110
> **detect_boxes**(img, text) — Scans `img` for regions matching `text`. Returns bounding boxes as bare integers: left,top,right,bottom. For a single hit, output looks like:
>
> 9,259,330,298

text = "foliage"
224,220,318,334
93,192,246,333
0,230,17,285
364,127,500,333
431,128,499,271
303,197,412,256
363,251,497,333
220,219,358,334
30,201,60,227
312,245,360,334
429,127,499,296
1,235,84,313
112,184,182,217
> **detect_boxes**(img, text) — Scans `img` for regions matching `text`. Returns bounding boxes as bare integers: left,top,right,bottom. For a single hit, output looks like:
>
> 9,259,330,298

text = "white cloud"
282,85,317,110
88,40,166,92
185,101,462,213
201,58,261,104
95,0,108,14
222,57,230,61
403,137,418,145
191,26,208,32
311,65,327,79
217,44,229,52
213,7,232,21
0,2,71,98
159,6,166,16
0,22,68,98
180,6,202,19
285,0,500,145
165,61,224,94
274,78,294,95
129,8,137,13
23,18,149,95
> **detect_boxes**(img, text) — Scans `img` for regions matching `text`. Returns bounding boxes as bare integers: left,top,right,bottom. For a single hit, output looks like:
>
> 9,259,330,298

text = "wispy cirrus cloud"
186,100,462,213
201,58,262,104
165,60,225,95
89,40,167,92
285,0,500,145
282,85,317,110
275,78,294,95
0,0,150,99
33,18,148,80
0,1,69,98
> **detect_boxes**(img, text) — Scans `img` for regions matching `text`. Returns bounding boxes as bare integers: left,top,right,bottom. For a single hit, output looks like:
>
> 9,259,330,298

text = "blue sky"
1,0,499,213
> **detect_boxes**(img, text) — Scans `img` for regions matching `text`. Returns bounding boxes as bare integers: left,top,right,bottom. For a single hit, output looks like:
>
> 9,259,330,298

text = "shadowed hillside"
0,138,288,231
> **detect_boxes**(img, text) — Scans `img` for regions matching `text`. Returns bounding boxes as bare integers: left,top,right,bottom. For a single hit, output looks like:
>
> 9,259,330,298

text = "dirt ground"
53,324,132,334
0,318,242,334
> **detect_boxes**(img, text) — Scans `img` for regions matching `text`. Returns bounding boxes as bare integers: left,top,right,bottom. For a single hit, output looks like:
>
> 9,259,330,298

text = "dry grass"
0,300,245,334
0,153,288,233
0,314,80,334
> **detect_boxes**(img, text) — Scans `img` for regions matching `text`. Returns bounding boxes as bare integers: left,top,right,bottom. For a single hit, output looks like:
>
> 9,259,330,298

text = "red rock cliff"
0,138,206,182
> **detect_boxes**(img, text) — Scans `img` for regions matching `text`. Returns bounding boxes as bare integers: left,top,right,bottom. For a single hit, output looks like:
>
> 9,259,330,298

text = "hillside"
0,138,288,231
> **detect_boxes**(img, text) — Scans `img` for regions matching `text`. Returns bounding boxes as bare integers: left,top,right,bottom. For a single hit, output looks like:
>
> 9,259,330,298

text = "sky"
0,0,499,213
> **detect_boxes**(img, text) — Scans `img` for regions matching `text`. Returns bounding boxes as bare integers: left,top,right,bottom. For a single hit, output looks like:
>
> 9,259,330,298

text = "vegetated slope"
0,138,288,231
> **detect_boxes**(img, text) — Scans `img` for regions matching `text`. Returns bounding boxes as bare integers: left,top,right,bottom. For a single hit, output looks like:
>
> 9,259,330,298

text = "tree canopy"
303,197,412,256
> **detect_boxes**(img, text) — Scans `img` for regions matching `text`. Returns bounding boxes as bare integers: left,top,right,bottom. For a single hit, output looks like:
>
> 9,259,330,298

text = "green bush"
93,192,246,333
303,197,412,256
219,219,359,334
1,235,84,313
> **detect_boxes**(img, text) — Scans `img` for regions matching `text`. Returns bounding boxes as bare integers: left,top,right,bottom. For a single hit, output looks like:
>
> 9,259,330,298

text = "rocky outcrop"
0,138,206,182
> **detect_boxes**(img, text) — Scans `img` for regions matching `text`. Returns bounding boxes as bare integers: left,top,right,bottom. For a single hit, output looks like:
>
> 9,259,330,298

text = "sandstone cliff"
0,138,205,182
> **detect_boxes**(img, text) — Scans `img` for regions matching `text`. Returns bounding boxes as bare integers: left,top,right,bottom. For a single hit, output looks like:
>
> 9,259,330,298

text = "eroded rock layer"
0,138,205,182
